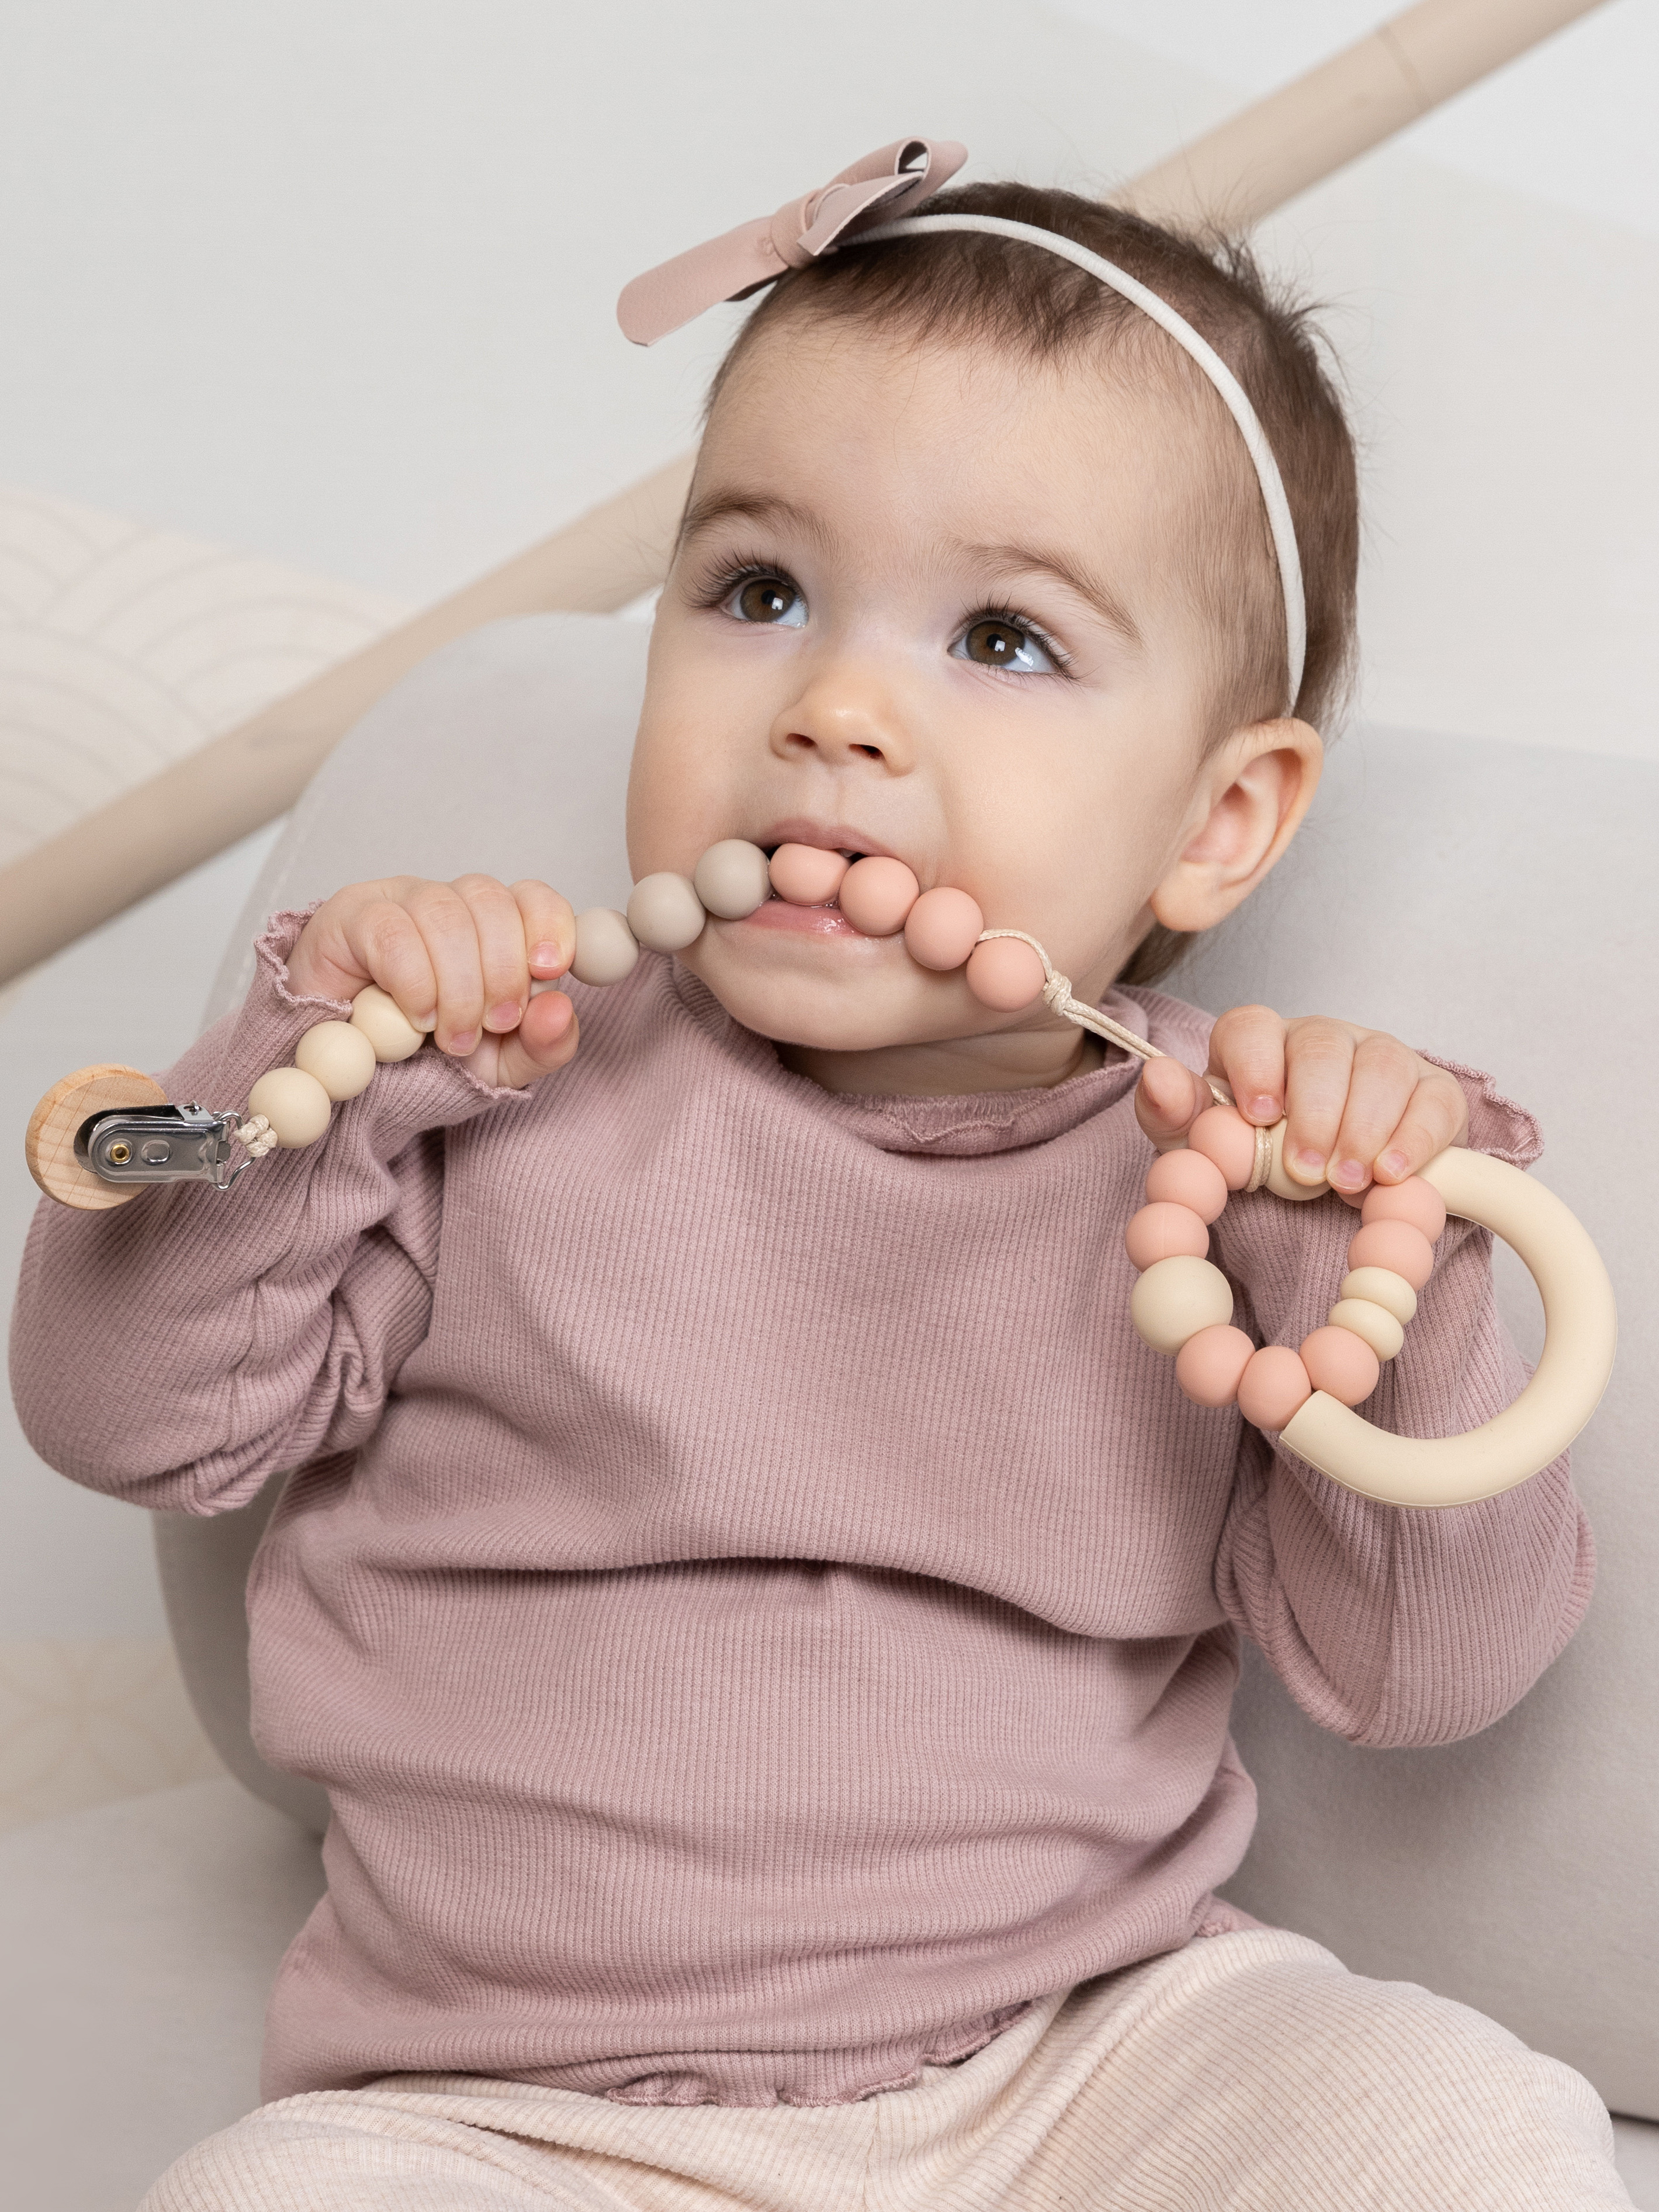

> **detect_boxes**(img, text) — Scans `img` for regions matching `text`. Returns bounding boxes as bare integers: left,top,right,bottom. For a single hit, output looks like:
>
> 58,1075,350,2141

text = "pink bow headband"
618,140,1307,709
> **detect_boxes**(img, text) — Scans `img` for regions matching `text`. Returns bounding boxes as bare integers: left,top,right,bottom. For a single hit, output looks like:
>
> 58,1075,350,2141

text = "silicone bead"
1264,1118,1327,1202
768,843,848,906
964,936,1047,1011
903,887,985,972
294,1020,377,1102
349,986,425,1064
571,908,639,986
1360,1178,1447,1243
692,840,772,920
1237,1345,1314,1429
247,1066,333,1149
837,856,920,937
627,873,706,953
1124,1202,1210,1270
1348,1218,1435,1292
1339,1266,1418,1326
1300,1324,1383,1406
1327,1296,1407,1361
1130,1255,1234,1355
1175,1323,1255,1408
1189,1105,1256,1192
1145,1148,1229,1224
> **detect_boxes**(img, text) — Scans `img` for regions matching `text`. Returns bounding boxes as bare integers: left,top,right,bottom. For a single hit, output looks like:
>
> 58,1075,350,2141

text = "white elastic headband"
860,212,1308,711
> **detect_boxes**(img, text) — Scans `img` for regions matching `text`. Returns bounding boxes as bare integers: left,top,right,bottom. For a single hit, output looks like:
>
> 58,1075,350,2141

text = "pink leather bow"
617,137,967,346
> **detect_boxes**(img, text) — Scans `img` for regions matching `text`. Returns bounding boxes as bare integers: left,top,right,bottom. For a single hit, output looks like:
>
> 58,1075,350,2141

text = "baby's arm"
10,877,578,1517
1138,1010,1592,1750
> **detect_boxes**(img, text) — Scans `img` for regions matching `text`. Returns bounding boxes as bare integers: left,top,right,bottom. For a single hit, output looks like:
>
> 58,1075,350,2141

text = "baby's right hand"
286,875,580,1089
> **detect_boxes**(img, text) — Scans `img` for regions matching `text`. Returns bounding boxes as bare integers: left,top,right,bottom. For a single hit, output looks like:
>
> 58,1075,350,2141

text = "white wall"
0,3,1651,1701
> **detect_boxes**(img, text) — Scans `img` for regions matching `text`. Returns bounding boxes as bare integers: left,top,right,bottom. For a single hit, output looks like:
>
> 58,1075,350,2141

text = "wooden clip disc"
26,1064,169,1211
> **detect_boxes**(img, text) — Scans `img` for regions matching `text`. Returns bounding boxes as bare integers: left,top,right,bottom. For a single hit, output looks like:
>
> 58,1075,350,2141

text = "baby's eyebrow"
678,490,830,552
963,542,1142,646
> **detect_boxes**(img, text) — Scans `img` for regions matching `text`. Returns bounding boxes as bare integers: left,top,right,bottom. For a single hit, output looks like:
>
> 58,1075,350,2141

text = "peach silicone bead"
768,843,849,906
1300,1324,1382,1406
1130,1255,1234,1354
1145,1147,1229,1224
837,856,920,937
1361,1178,1447,1242
1348,1218,1436,1292
1189,1105,1256,1192
964,936,1047,1010
1124,1202,1210,1269
294,1020,377,1101
246,1066,333,1149
349,986,425,1063
1237,1345,1314,1429
1175,1324,1255,1408
903,887,985,971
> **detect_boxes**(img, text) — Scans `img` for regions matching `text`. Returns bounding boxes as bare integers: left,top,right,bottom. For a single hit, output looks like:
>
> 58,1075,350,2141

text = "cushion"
0,1778,323,2208
154,613,1654,2118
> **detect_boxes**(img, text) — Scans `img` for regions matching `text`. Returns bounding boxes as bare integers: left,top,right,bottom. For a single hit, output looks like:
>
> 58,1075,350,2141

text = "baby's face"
629,320,1248,1067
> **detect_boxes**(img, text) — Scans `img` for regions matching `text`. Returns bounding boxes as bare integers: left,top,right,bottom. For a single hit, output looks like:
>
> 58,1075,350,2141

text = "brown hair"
703,181,1360,985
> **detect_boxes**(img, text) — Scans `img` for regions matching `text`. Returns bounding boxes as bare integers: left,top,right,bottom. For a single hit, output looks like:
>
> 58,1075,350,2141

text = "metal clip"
75,1104,259,1193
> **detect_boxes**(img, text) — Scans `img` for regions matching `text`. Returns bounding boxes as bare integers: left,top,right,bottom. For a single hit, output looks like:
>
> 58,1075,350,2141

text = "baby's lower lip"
739,899,864,939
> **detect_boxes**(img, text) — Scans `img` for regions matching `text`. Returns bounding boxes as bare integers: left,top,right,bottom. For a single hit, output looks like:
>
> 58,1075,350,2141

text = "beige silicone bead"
571,908,640,986
627,873,706,953
1339,1265,1418,1326
1264,1117,1328,1202
1328,1296,1407,1361
1130,1255,1234,1355
349,986,426,1063
247,1065,333,1149
692,840,772,920
294,1020,377,1101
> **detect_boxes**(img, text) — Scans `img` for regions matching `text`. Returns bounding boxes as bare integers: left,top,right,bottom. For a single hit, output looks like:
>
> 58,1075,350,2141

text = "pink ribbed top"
10,912,1592,2107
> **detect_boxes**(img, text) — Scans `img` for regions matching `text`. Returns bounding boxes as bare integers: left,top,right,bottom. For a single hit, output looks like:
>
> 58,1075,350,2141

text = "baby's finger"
489,991,580,1090
345,886,439,1027
512,881,577,980
453,874,534,1036
1207,1006,1287,1126
1135,1055,1207,1152
405,880,488,1057
1371,1065,1470,1185
1282,1017,1357,1187
1325,1031,1421,1194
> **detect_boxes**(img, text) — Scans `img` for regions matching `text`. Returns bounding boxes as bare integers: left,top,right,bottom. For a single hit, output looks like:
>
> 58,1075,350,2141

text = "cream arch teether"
25,836,1616,1510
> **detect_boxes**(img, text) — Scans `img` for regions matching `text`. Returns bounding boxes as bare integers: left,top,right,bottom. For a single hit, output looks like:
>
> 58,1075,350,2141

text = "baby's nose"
769,682,912,772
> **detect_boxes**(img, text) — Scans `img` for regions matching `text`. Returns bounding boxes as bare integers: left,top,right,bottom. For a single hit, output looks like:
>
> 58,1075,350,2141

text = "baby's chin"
681,920,1014,1054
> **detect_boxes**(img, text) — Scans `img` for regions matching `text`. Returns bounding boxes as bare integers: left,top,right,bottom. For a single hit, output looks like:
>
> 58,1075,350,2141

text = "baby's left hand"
1135,1006,1470,1194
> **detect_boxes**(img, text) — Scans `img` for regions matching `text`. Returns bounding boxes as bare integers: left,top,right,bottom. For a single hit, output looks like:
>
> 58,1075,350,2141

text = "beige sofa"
5,614,1655,2207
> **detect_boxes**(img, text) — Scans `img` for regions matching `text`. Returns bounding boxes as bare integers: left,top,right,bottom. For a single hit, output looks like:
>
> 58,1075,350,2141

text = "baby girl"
13,144,1629,2207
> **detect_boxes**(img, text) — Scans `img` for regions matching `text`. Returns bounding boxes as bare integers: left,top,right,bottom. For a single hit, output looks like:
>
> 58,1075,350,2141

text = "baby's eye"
726,573,806,627
952,615,1062,676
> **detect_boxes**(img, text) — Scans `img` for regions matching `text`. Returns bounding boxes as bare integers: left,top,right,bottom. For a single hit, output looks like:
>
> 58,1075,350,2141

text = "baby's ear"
1149,718,1321,936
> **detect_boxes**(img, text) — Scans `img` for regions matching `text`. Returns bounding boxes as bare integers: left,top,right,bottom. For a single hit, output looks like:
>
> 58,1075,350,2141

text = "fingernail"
1381,1150,1409,1178
1296,1147,1326,1174
446,1029,478,1056
1331,1159,1367,1191
1250,1095,1280,1121
486,1000,521,1031
530,941,562,974
417,1012,438,1033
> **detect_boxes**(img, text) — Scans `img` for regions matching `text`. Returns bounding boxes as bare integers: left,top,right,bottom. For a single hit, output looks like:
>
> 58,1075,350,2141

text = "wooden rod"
0,0,1609,989
1120,0,1610,233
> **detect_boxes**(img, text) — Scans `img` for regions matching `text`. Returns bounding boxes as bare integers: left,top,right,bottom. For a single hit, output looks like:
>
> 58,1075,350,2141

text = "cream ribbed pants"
143,1930,1630,2211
